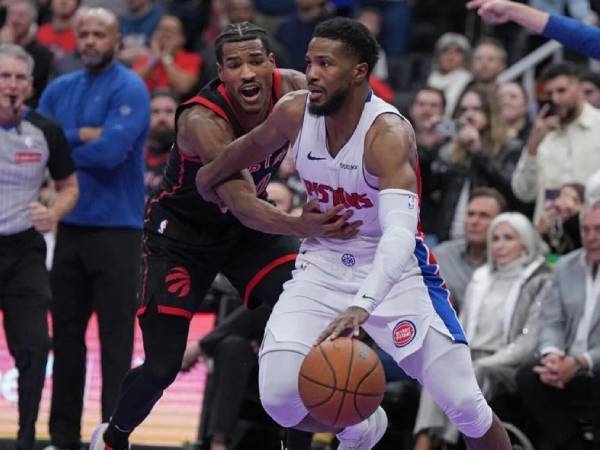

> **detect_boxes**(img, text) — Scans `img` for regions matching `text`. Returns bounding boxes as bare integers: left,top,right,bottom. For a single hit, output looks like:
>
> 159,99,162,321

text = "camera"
434,121,462,136
544,189,560,202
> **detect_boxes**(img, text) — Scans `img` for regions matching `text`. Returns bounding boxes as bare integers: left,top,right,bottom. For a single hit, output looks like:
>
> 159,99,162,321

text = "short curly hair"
313,17,379,76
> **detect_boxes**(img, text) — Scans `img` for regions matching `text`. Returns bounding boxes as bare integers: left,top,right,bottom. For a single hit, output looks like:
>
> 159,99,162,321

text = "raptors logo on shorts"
165,266,191,298
393,320,416,347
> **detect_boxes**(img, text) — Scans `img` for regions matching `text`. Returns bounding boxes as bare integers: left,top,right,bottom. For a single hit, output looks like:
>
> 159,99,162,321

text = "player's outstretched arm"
466,0,549,33
181,103,360,239
315,114,419,344
195,91,306,200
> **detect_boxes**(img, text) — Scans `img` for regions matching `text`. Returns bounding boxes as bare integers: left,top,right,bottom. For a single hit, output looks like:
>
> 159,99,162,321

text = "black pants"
104,228,299,449
516,359,600,450
49,224,141,449
0,229,51,450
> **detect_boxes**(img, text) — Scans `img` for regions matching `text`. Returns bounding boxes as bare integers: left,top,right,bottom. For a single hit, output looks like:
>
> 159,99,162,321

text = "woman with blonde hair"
432,85,533,241
414,212,552,450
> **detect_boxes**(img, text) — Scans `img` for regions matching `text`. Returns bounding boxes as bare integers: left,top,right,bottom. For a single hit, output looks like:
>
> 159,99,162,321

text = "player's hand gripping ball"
298,338,385,428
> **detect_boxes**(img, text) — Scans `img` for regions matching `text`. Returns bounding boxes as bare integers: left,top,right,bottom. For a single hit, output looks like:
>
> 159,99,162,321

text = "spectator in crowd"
356,7,388,82
470,37,507,86
144,88,177,200
118,0,165,66
266,179,296,213
415,212,551,450
181,304,278,450
168,0,211,53
467,0,600,60
81,0,126,16
274,0,333,72
199,0,290,88
408,86,447,241
586,168,600,204
427,32,473,116
225,0,257,24
354,6,394,103
497,80,532,143
357,0,411,59
36,0,79,61
132,14,200,97
37,8,150,450
529,0,597,23
511,63,600,222
581,70,600,108
0,43,78,450
537,182,584,255
432,188,506,311
434,85,532,242
0,0,53,106
516,200,600,450
254,0,295,17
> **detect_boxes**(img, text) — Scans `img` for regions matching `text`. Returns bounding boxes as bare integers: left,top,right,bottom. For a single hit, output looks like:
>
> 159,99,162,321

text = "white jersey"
285,92,466,346
291,92,406,257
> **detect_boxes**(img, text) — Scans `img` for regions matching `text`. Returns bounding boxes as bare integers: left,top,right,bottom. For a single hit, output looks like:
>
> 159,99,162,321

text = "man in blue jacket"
38,8,150,450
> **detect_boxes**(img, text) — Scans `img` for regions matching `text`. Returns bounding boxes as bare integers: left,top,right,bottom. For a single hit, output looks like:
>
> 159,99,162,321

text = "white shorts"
258,247,491,438
259,245,466,363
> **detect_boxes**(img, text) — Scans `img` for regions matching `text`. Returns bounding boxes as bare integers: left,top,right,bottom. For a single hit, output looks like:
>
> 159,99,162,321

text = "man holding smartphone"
511,62,600,223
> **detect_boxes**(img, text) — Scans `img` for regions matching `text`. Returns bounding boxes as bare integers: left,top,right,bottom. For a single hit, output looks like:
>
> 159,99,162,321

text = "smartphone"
434,121,462,136
538,98,556,116
544,189,560,202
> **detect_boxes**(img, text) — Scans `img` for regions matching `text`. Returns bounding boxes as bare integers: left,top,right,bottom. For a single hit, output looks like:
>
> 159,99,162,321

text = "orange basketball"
298,338,386,428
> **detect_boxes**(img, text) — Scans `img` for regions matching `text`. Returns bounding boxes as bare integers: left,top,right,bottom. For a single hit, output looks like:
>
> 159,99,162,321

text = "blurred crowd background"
3,0,600,449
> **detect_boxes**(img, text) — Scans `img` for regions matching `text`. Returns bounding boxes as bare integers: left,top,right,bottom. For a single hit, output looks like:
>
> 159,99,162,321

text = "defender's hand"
314,306,370,345
297,200,362,239
195,164,222,205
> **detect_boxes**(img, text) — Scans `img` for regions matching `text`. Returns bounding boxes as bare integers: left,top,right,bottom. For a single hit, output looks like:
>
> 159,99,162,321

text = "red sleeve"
175,51,201,76
36,24,52,47
369,75,395,104
132,55,150,72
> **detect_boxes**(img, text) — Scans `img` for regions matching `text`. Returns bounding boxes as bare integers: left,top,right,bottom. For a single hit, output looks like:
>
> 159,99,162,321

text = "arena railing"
497,39,564,105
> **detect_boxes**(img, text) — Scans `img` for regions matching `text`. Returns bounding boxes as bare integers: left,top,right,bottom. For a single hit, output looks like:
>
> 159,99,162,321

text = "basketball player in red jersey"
197,18,512,450
90,22,359,450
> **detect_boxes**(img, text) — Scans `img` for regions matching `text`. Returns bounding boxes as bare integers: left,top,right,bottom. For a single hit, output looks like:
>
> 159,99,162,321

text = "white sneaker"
89,423,109,450
337,407,388,450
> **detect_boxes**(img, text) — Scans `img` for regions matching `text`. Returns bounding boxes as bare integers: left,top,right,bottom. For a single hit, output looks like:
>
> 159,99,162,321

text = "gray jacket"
462,258,552,368
542,248,600,367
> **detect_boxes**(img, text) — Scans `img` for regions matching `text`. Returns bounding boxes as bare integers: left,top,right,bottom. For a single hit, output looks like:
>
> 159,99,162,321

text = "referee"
0,44,78,450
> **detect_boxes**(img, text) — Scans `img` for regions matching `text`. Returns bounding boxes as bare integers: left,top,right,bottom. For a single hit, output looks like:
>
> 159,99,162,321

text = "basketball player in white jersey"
196,18,511,450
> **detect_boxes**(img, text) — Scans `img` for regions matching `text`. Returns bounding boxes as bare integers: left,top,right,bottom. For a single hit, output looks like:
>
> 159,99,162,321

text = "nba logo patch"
392,320,416,347
158,219,168,234
341,253,355,267
407,195,417,210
